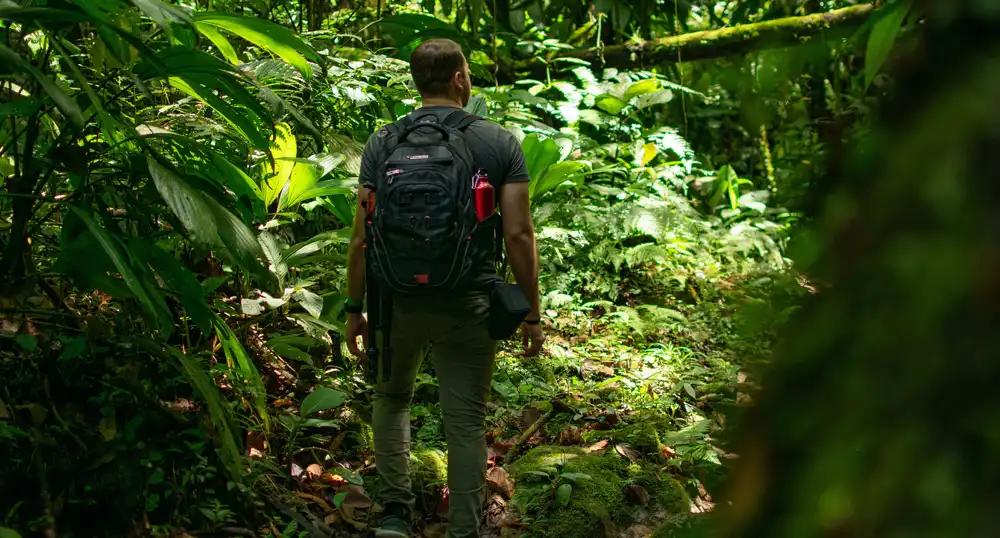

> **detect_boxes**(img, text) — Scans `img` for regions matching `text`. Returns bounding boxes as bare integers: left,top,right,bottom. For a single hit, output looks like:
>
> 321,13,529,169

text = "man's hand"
346,313,368,359
521,322,545,357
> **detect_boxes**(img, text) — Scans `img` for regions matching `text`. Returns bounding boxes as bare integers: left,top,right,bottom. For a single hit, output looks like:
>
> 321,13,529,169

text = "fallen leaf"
322,513,339,526
320,473,347,488
293,491,333,512
305,463,323,481
584,439,610,453
582,359,614,378
247,431,267,458
483,494,507,528
486,467,515,499
557,425,583,445
614,443,640,462
659,445,677,459
290,462,304,480
272,397,295,408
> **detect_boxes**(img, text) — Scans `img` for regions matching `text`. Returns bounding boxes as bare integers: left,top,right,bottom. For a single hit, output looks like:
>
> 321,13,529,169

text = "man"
344,38,545,538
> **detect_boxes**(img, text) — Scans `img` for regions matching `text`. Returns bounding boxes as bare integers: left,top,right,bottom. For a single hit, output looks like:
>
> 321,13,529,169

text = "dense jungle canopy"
2,1,997,537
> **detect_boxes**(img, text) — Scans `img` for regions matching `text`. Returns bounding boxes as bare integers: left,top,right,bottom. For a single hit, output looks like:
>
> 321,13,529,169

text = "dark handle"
399,122,450,142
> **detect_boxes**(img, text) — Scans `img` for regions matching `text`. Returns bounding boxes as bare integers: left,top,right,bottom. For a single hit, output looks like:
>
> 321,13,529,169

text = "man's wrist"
344,297,364,314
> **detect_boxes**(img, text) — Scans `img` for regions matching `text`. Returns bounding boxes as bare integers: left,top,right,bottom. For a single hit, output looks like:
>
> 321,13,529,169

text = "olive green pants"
372,291,495,538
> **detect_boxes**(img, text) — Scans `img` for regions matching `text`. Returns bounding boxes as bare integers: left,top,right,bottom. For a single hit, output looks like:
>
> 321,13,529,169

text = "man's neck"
420,96,463,108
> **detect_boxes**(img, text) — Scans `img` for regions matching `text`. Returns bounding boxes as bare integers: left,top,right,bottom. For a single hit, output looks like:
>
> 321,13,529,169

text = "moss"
410,448,447,512
507,446,627,537
581,408,673,452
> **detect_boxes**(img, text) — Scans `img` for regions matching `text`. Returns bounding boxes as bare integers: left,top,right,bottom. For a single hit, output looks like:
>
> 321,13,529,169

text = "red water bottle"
472,168,495,222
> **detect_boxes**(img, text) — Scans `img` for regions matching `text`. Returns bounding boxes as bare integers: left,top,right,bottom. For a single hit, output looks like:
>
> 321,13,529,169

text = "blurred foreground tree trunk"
720,1,1000,536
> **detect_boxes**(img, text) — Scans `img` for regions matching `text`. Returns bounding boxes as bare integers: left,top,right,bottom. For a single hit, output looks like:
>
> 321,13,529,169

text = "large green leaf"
531,161,589,200
865,1,911,87
623,78,660,101
213,316,270,432
301,387,347,417
264,122,297,206
522,134,561,191
69,207,173,337
193,13,317,78
148,157,273,289
196,21,239,64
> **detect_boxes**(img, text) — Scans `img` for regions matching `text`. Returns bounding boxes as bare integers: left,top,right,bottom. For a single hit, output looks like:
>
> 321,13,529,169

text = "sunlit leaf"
213,316,270,432
194,13,317,78
624,78,659,100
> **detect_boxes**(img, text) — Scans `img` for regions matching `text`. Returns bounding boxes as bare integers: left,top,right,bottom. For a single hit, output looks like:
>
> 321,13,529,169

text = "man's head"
410,38,471,107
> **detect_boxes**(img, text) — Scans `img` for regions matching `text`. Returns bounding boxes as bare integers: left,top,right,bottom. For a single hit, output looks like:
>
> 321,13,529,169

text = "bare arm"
500,182,539,318
345,187,369,358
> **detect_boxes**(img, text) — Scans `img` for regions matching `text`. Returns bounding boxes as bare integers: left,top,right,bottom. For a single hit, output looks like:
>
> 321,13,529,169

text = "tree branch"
504,4,874,82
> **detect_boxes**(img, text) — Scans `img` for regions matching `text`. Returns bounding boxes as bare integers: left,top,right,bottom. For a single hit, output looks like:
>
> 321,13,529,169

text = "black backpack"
366,110,494,295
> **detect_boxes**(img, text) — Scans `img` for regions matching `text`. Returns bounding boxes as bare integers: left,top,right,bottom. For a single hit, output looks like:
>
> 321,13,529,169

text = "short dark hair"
410,39,466,97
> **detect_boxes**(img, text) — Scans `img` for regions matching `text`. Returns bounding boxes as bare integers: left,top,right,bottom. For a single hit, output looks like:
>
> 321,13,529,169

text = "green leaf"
147,158,273,289
69,207,173,336
258,231,287,288
0,527,24,538
294,288,324,318
522,134,561,187
195,21,239,64
531,161,588,200
265,123,297,206
194,13,317,78
865,1,911,88
555,483,573,507
213,316,270,432
595,93,625,115
168,75,268,150
623,78,659,100
0,44,83,128
300,387,347,417
130,0,191,30
559,472,592,483
280,160,321,210
167,346,243,483
14,334,37,352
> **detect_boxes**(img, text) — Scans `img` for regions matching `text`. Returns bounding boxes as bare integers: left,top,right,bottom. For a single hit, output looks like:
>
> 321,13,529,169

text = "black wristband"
523,319,541,325
344,298,364,314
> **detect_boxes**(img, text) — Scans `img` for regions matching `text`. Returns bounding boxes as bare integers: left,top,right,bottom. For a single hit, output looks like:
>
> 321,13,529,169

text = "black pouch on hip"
488,282,531,340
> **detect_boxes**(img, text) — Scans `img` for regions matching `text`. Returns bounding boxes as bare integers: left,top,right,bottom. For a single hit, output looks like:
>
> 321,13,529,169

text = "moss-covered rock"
506,446,627,537
581,408,674,453
410,448,447,512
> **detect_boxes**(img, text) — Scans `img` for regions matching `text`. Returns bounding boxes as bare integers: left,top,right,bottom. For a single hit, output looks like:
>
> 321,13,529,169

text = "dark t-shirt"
358,106,530,288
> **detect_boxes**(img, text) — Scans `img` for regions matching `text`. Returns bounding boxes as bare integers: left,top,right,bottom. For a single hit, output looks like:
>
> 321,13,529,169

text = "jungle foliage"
0,0,942,536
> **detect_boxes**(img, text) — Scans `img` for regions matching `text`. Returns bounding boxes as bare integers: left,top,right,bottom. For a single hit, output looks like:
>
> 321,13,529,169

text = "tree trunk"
502,4,874,82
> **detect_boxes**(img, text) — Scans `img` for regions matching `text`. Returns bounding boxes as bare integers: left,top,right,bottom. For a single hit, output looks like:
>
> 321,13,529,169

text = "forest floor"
255,284,767,538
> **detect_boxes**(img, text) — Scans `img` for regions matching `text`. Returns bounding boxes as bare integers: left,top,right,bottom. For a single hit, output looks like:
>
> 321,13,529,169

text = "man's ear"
452,70,466,89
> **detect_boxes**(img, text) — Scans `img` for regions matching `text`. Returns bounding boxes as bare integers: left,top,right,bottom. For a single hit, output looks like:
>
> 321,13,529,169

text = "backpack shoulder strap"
442,109,482,131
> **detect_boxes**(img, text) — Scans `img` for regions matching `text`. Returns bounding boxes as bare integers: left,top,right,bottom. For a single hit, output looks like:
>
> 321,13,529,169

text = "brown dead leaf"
247,431,267,459
486,467,515,499
305,463,323,481
659,445,677,459
293,491,333,512
584,439,609,453
557,425,583,445
272,397,295,408
338,485,371,531
322,512,339,526
320,473,347,488
614,443,640,462
483,494,508,529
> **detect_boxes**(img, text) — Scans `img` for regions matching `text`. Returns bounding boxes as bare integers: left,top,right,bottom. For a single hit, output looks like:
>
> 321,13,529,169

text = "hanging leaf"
194,13,318,78
133,241,213,333
595,93,626,115
301,387,348,417
213,316,270,432
197,22,239,64
265,122,297,206
147,157,273,289
865,1,911,88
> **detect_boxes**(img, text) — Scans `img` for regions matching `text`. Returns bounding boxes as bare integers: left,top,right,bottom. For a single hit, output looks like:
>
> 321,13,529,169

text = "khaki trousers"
372,291,495,538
